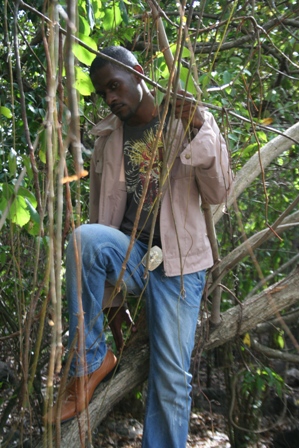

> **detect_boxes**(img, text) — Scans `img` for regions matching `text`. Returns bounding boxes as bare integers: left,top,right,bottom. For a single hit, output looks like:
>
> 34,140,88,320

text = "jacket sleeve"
180,110,233,204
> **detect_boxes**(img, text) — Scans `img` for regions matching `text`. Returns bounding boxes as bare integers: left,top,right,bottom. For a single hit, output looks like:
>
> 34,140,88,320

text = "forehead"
91,64,131,91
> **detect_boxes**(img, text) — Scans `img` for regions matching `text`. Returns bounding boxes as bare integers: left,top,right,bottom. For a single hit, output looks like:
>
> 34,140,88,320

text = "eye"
110,81,119,90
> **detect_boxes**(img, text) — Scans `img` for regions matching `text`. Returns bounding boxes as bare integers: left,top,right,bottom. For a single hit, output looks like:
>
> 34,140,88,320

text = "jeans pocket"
183,270,205,308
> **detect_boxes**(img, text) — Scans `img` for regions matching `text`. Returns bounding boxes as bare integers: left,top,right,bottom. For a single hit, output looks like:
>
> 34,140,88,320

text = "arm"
175,91,233,204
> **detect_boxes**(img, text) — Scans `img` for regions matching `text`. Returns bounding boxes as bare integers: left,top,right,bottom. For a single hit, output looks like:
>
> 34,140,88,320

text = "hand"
104,306,137,352
174,90,205,130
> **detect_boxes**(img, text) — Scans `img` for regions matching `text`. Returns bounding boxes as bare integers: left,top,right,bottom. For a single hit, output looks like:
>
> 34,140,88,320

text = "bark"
37,267,299,448
208,210,299,295
213,120,299,224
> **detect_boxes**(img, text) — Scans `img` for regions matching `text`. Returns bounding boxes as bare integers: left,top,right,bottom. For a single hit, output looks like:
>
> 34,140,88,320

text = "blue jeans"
66,224,205,448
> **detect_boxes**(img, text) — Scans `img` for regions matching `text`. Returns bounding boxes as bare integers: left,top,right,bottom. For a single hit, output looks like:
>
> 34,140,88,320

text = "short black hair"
90,46,139,77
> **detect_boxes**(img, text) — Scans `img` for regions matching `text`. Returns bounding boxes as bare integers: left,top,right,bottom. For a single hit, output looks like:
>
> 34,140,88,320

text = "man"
49,46,232,447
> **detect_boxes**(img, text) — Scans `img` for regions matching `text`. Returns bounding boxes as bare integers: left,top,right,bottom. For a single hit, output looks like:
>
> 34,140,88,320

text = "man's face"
91,63,143,123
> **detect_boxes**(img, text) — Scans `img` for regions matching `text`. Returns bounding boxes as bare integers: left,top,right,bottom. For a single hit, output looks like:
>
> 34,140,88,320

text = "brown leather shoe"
45,349,117,424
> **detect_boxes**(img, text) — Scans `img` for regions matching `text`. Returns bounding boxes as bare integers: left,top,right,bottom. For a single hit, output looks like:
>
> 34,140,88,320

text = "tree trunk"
37,267,299,448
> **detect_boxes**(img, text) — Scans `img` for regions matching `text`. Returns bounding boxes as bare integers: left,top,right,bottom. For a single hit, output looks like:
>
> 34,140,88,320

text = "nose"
105,90,117,107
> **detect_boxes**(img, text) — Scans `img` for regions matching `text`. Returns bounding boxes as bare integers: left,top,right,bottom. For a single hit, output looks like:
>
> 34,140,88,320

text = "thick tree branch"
35,268,299,447
213,121,299,225
209,211,299,295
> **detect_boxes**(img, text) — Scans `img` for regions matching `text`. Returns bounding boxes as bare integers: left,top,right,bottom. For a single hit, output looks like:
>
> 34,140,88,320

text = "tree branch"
251,338,299,363
213,121,299,225
35,267,299,447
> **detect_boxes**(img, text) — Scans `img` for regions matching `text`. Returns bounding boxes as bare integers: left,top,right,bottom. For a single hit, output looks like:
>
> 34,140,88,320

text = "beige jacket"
89,109,232,299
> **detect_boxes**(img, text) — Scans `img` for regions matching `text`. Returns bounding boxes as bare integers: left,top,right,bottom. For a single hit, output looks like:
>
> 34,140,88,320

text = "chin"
114,109,130,122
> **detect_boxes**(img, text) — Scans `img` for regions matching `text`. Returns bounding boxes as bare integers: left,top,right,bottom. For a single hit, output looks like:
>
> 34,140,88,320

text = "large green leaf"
0,106,13,119
9,195,31,227
78,15,91,36
75,67,95,96
102,2,122,30
18,186,38,208
0,184,38,228
73,34,97,65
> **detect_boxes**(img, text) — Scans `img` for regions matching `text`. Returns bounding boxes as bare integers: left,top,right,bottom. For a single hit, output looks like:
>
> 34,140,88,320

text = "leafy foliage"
0,0,298,445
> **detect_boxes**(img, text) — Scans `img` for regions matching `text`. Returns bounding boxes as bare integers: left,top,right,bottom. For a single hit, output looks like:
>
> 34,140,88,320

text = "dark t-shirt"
120,115,167,246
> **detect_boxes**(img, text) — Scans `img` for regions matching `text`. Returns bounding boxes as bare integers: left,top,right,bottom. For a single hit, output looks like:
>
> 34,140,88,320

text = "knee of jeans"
71,224,91,245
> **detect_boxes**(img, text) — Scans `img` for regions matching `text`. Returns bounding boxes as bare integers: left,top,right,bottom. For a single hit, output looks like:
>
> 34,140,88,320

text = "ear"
133,64,144,83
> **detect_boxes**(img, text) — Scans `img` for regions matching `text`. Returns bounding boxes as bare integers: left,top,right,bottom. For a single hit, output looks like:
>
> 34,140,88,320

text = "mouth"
111,104,125,115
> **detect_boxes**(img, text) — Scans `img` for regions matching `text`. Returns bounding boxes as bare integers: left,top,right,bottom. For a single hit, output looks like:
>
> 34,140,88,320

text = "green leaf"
8,149,17,177
153,58,169,80
24,198,40,235
73,34,97,66
223,70,232,84
1,183,14,199
1,185,37,228
0,250,7,265
0,196,8,214
179,67,197,95
198,74,210,91
39,128,47,163
169,44,190,58
75,67,95,96
18,186,37,208
102,3,122,31
25,198,39,223
22,155,33,180
78,15,91,36
230,56,243,64
119,0,129,25
91,0,103,20
242,142,258,157
9,195,31,227
0,106,13,119
277,333,285,349
256,131,268,143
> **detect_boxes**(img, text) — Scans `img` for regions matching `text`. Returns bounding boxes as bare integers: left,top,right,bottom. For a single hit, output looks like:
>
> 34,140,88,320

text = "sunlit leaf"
91,0,102,19
0,106,13,119
102,3,122,31
9,195,31,227
170,44,191,59
276,333,285,349
78,15,91,36
75,67,95,95
179,67,197,95
18,186,38,209
73,34,97,66
243,333,251,347
261,117,273,125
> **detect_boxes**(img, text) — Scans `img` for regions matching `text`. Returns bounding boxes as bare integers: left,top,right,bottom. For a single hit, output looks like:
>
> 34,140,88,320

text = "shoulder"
90,114,123,137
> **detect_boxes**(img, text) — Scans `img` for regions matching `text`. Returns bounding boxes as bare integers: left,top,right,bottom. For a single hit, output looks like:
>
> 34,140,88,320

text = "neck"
126,90,157,127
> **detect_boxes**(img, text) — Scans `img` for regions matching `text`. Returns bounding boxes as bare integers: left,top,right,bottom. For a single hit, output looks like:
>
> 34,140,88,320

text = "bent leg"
66,224,146,376
142,268,205,448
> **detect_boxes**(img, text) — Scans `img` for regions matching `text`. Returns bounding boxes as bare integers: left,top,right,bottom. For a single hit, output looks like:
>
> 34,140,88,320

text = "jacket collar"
90,113,123,137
